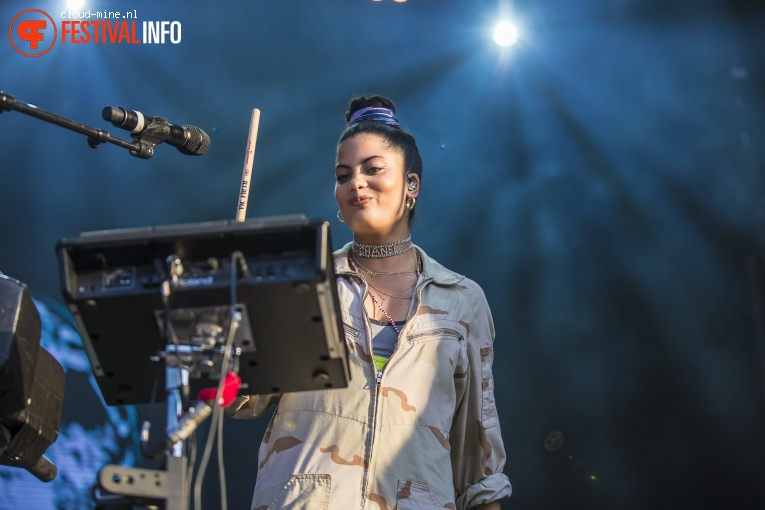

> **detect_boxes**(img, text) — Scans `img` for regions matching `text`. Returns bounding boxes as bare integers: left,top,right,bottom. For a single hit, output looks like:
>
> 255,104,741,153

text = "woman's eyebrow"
335,155,385,171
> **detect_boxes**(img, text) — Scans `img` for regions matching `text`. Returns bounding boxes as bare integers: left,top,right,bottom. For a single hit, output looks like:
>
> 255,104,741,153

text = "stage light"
493,20,519,47
0,275,64,482
66,0,86,10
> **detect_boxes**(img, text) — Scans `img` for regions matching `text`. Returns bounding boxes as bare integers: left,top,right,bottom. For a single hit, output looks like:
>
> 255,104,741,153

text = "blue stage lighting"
493,20,519,47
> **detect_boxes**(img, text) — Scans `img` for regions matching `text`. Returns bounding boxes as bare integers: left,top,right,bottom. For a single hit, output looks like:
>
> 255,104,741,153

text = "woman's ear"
406,174,420,197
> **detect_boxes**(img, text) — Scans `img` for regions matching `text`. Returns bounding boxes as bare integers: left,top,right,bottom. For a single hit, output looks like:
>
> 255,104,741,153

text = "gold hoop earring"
337,210,345,223
406,197,416,210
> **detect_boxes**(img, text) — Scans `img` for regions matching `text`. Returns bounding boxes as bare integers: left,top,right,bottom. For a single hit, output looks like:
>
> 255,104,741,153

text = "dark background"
2,0,765,508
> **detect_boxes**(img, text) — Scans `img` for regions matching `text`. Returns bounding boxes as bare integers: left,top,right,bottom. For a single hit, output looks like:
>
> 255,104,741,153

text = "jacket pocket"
396,480,444,510
342,321,360,348
405,326,464,373
264,474,331,510
480,346,499,428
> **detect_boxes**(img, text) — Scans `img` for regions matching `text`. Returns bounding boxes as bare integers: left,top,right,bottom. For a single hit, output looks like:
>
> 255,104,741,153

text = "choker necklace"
353,235,412,258
351,250,422,278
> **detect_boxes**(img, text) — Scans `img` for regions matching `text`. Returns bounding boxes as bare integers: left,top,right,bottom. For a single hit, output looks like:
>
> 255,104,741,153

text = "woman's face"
335,133,419,241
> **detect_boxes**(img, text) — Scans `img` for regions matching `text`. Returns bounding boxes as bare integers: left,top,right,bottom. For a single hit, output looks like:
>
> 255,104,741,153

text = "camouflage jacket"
229,244,512,510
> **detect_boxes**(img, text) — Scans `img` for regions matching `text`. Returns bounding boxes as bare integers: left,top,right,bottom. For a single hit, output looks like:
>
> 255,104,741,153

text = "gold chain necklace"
366,280,417,302
366,280,416,328
348,251,421,327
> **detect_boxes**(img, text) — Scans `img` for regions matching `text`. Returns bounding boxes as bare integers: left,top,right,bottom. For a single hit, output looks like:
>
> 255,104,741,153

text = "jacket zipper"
407,328,464,342
358,273,379,509
360,368,383,509
359,274,435,508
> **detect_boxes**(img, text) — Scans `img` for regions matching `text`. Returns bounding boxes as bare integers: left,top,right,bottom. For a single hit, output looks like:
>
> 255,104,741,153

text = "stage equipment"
57,214,348,405
0,92,209,159
102,106,210,156
0,275,65,483
57,215,349,509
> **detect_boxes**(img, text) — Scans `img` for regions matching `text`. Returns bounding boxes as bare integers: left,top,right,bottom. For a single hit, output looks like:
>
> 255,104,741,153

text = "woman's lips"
350,196,372,207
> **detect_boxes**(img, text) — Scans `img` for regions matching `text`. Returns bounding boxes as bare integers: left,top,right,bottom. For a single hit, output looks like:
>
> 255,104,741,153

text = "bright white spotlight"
493,21,519,47
67,0,86,10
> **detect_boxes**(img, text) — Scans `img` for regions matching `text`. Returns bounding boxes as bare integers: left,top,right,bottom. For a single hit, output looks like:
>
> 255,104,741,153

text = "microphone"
102,106,211,156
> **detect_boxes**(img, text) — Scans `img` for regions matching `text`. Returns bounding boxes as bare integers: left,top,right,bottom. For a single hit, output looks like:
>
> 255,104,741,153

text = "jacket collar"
333,242,464,286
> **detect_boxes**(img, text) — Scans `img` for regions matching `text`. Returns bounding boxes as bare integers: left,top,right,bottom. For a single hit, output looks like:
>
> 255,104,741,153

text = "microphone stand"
1,91,165,159
93,363,194,510
91,254,243,510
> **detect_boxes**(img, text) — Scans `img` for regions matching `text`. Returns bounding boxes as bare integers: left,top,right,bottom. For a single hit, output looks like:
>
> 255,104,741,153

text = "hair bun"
345,95,397,123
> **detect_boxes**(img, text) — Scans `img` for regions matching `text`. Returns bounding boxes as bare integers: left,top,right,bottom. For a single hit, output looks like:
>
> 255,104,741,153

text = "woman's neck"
352,227,410,246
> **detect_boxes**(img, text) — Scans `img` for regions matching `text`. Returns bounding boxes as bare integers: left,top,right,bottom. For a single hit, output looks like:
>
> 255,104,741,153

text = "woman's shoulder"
416,246,463,285
418,248,487,298
417,249,492,320
453,275,489,303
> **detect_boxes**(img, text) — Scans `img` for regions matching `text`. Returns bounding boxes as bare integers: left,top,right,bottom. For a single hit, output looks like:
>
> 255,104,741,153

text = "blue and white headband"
348,106,401,128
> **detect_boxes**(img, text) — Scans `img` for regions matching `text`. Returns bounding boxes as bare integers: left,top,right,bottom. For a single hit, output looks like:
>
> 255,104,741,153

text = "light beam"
493,20,519,47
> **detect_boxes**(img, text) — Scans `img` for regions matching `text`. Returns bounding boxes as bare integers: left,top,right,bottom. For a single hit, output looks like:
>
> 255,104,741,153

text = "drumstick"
236,108,261,222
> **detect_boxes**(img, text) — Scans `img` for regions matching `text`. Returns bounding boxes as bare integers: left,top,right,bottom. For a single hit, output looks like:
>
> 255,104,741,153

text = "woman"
229,96,511,510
